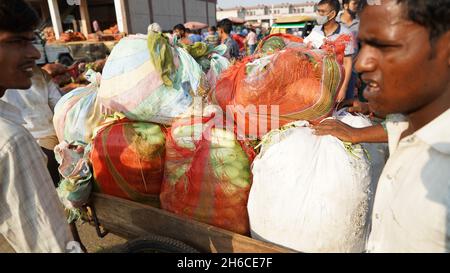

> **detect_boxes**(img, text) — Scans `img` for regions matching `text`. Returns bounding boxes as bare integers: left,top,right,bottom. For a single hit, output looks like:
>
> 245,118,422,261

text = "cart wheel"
100,234,200,253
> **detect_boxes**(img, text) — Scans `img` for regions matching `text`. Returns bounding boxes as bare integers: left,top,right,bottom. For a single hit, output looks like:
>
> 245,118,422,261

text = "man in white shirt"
0,0,73,252
306,0,355,103
356,0,450,252
2,67,62,186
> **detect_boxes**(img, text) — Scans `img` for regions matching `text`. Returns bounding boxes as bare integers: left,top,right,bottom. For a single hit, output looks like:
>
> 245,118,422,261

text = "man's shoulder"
0,117,35,152
311,25,322,33
338,23,352,35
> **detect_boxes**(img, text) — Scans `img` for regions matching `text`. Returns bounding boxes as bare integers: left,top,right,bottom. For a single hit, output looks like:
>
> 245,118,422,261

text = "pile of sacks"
51,26,231,221
51,26,388,253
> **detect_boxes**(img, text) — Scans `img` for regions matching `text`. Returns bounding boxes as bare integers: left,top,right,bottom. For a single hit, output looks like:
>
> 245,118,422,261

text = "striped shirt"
0,100,73,253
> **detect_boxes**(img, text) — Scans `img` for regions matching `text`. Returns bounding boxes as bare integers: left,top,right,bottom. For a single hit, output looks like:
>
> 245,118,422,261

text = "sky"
217,0,318,9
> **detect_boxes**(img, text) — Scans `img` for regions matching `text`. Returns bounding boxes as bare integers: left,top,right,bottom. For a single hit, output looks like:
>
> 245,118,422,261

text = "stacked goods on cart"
248,110,387,252
90,117,166,207
160,106,255,235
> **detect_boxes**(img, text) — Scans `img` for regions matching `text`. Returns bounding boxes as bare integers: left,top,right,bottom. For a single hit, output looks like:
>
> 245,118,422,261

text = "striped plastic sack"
53,72,106,144
98,35,194,124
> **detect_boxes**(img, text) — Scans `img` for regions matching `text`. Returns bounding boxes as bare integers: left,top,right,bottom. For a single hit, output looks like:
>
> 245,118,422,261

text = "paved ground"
0,222,127,253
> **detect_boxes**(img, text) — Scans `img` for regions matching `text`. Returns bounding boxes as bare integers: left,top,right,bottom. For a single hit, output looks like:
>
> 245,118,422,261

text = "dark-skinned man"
315,0,449,252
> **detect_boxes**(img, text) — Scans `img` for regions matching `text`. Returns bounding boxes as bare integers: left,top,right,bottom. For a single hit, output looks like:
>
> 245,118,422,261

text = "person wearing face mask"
306,0,355,104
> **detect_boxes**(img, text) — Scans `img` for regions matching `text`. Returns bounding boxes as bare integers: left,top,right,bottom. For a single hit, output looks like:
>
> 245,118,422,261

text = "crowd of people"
171,19,268,60
0,0,448,253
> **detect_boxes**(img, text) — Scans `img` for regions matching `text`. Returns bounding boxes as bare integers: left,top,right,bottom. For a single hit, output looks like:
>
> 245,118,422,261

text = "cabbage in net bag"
160,113,255,235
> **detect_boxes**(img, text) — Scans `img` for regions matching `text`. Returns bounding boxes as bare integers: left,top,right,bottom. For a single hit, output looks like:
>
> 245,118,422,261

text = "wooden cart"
85,193,295,253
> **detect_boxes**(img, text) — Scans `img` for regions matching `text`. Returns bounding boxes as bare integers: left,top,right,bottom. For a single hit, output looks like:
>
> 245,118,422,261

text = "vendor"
2,66,62,187
317,0,450,252
0,0,74,253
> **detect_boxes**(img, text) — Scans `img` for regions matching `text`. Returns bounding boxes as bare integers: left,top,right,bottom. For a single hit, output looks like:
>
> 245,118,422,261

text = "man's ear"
344,4,349,10
430,31,450,64
446,32,450,66
437,31,450,66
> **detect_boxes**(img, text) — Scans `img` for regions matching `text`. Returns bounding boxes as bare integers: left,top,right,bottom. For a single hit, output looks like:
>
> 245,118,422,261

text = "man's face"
355,1,449,117
217,28,225,38
316,4,336,21
0,31,40,91
174,29,184,38
348,0,359,13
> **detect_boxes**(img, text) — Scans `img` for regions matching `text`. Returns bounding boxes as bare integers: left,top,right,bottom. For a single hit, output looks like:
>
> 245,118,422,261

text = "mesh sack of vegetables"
255,33,303,55
53,71,106,143
213,46,344,138
90,118,165,207
160,110,256,235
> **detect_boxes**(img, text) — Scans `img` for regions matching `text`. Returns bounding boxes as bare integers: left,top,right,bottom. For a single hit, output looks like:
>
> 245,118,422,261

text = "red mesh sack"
90,119,165,207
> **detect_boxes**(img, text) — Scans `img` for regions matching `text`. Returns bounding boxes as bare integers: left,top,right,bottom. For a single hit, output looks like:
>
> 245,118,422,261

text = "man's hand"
337,98,370,114
311,119,358,143
312,120,388,144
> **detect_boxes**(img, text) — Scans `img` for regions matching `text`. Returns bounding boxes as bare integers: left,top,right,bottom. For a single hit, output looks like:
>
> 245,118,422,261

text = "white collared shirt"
0,100,73,253
367,110,450,253
2,68,61,139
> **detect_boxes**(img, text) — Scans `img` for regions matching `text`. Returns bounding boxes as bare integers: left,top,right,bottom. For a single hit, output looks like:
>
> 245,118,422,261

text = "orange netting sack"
160,113,255,235
90,118,165,207
212,37,349,138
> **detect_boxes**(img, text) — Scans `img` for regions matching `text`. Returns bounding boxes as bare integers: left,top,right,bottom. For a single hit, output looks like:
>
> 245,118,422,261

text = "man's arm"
0,132,73,253
337,56,353,103
41,68,62,111
47,79,62,111
312,119,388,144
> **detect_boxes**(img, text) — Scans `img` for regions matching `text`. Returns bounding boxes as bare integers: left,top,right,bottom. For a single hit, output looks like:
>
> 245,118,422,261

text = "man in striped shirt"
0,0,73,253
